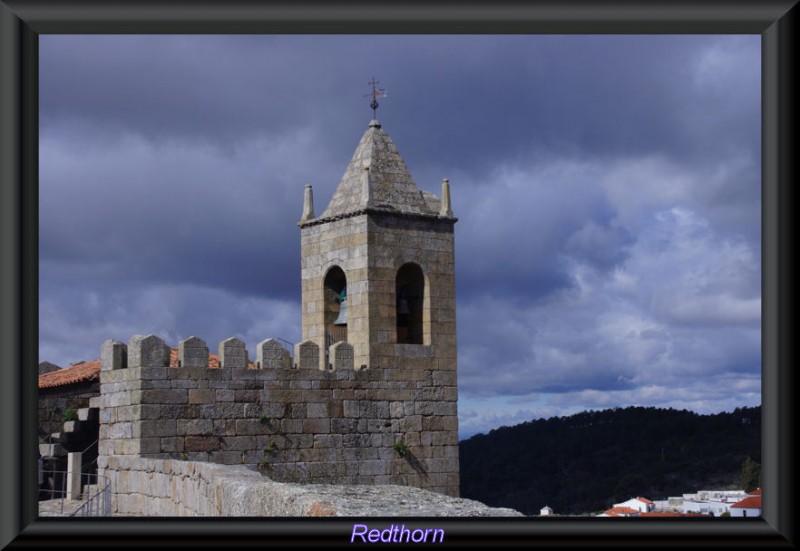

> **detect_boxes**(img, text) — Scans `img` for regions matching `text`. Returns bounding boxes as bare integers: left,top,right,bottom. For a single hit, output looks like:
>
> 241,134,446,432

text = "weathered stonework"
100,456,521,517
329,341,354,371
219,337,248,369
96,118,462,500
257,338,291,370
98,333,460,496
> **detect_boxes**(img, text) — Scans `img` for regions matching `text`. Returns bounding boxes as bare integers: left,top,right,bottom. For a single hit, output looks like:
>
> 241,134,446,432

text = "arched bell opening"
396,263,425,345
324,266,348,348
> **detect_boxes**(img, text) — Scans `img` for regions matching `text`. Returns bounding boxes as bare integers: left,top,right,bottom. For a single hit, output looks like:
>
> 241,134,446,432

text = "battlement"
102,334,361,370
97,334,459,496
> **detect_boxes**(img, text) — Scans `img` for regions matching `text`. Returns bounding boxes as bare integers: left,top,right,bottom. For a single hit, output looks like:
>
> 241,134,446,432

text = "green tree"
739,456,761,492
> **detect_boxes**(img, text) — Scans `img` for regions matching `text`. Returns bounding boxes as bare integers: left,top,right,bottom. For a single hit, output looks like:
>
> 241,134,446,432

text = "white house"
729,495,762,518
613,497,655,513
681,499,732,516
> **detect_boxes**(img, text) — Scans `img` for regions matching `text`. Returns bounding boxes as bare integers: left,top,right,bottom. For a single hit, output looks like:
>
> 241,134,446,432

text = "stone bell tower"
298,119,457,373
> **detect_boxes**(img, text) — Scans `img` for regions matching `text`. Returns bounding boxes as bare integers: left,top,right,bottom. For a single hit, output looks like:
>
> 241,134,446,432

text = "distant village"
538,488,762,518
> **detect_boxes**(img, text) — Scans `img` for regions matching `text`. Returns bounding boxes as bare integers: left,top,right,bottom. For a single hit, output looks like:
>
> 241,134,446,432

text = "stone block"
178,336,209,368
106,392,132,408
218,337,248,369
215,389,235,402
101,339,127,371
234,389,260,403
208,451,244,465
280,419,303,434
331,418,358,434
329,341,354,371
220,436,256,451
140,389,189,405
139,438,162,454
177,418,213,436
399,415,422,433
294,340,320,370
389,401,405,418
160,437,184,453
106,422,133,440
257,339,292,369
343,400,359,418
234,419,267,436
358,460,389,476
188,389,216,404
306,402,328,419
302,418,330,434
128,335,170,368
185,436,222,453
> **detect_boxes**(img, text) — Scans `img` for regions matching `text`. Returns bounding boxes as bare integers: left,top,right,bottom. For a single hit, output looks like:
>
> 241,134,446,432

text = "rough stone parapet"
329,341,354,371
257,338,291,370
101,339,127,371
294,340,320,370
98,333,460,496
178,336,209,368
128,335,170,368
219,337,248,369
100,456,520,517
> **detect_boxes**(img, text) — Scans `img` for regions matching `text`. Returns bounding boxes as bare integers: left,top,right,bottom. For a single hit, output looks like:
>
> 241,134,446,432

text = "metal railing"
80,438,99,472
39,469,112,517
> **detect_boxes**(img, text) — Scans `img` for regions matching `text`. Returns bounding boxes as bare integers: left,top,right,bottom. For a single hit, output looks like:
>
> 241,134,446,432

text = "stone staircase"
39,407,99,459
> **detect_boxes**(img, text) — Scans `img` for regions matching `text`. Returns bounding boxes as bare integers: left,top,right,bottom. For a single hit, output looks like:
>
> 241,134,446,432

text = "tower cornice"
298,207,458,229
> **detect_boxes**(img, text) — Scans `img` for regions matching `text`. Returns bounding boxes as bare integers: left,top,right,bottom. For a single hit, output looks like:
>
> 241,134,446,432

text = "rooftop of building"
308,119,449,224
731,495,762,509
602,506,640,516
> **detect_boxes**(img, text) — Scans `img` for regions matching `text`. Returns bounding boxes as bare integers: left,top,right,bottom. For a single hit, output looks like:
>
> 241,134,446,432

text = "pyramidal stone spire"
318,120,439,220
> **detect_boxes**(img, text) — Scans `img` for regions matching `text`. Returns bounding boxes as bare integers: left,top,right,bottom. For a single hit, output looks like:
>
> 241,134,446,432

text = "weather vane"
365,77,387,118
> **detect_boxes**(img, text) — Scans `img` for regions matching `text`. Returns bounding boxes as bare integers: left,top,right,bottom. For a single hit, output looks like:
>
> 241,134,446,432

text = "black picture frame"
1,1,796,548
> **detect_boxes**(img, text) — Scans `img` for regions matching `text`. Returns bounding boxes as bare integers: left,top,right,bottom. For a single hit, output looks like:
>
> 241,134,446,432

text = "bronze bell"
333,296,348,326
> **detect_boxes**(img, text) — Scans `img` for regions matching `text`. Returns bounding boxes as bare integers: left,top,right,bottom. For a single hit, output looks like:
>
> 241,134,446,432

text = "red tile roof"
749,488,762,496
38,349,255,389
731,496,762,509
603,506,640,516
636,497,654,504
38,359,100,389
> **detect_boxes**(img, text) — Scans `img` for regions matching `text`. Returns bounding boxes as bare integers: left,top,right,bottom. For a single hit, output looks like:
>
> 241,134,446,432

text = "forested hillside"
459,406,760,515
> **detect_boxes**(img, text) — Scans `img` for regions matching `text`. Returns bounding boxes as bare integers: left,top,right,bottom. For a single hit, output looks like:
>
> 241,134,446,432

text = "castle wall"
100,455,519,517
98,335,459,497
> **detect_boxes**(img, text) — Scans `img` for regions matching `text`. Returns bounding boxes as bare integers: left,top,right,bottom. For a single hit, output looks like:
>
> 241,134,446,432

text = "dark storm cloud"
38,35,761,436
41,35,759,179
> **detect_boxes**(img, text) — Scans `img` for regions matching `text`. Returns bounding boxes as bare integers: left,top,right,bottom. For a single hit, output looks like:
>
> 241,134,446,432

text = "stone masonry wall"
38,382,99,440
365,214,457,369
101,456,519,517
300,215,371,368
98,334,460,497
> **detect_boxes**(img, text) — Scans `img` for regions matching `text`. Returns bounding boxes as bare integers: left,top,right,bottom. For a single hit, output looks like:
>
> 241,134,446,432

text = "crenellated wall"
98,334,459,497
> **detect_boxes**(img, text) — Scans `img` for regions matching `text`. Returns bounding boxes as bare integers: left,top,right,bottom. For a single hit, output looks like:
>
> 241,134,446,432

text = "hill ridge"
459,405,761,515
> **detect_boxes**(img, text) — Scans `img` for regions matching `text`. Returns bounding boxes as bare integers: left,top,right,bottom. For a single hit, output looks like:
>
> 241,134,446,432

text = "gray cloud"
39,34,761,438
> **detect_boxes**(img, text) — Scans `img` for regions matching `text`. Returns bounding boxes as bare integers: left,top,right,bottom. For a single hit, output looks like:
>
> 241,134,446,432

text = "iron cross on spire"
365,77,387,118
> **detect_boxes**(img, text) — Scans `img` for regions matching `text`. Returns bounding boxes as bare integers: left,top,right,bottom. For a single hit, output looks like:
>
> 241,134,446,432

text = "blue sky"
38,35,761,438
